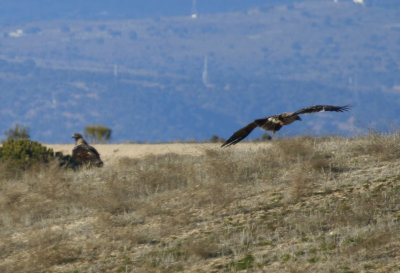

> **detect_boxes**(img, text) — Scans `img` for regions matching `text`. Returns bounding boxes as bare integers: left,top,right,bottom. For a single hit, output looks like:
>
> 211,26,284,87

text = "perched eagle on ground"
221,105,351,147
72,133,104,168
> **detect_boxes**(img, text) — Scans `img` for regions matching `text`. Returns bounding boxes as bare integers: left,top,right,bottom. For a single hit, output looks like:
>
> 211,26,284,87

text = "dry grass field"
1,134,400,273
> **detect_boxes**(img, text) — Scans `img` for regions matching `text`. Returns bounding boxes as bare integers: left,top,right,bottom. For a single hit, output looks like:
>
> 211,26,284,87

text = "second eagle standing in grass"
72,133,104,168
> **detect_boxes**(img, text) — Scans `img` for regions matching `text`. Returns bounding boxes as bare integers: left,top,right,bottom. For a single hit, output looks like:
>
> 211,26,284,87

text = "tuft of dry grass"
1,134,400,272
351,131,400,160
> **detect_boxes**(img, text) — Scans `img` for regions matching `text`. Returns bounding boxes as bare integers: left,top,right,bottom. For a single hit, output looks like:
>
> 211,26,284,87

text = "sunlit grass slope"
1,134,400,272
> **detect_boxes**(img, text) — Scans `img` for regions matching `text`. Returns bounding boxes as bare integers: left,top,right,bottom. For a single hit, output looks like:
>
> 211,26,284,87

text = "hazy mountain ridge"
0,1,399,142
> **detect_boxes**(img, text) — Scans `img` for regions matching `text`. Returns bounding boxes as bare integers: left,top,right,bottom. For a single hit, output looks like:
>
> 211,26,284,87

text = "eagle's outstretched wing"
221,122,258,147
292,105,350,116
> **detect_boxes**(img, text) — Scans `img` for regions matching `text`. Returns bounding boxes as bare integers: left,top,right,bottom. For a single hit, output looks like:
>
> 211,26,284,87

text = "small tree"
84,125,112,144
261,133,272,141
4,124,30,141
210,135,225,143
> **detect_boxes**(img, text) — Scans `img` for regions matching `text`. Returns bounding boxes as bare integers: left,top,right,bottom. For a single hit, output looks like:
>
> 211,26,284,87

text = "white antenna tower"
191,0,198,19
202,55,214,88
113,64,119,78
202,56,208,86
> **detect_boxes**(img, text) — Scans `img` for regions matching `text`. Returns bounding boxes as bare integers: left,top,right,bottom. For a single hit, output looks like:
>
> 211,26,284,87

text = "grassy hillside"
0,134,400,272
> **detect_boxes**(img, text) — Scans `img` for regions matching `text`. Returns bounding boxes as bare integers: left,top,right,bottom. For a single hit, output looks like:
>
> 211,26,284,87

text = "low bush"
0,139,74,173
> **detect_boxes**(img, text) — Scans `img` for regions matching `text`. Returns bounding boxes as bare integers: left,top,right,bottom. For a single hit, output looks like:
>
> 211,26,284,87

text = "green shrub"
0,139,77,172
0,139,56,171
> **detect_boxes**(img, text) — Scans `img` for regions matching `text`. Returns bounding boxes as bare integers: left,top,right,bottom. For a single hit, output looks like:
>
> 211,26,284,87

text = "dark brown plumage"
221,105,350,147
72,133,103,168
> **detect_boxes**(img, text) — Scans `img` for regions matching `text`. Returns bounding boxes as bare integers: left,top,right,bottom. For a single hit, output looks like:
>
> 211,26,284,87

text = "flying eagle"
71,133,104,168
221,105,350,147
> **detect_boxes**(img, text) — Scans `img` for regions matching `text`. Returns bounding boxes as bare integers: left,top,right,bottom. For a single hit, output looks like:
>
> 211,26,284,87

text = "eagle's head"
72,133,83,140
72,133,87,145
